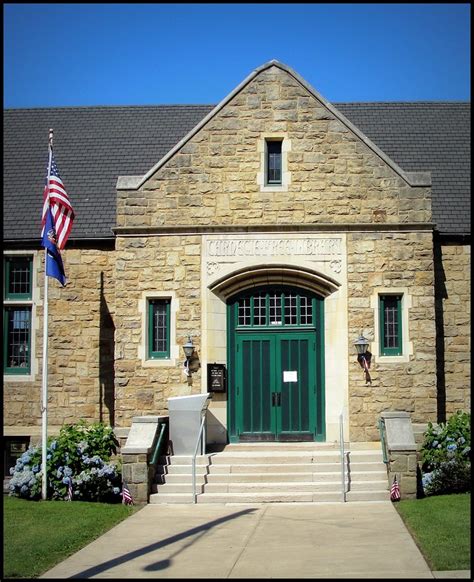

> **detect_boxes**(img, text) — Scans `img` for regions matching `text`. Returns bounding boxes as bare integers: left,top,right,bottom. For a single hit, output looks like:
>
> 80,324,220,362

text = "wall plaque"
207,363,227,393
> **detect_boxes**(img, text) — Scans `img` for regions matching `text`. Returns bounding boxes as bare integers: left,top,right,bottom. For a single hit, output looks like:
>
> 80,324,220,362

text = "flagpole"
41,129,53,501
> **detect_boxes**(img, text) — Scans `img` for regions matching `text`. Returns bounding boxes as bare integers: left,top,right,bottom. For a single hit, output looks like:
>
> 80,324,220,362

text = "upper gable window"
258,135,290,192
266,140,282,185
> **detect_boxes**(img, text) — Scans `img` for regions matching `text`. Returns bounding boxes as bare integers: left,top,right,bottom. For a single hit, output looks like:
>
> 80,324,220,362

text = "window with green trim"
236,288,317,329
148,299,170,359
379,294,403,356
3,256,33,374
4,256,32,300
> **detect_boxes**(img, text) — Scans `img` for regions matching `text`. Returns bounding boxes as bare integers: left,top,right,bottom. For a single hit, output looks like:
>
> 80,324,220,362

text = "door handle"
272,392,282,407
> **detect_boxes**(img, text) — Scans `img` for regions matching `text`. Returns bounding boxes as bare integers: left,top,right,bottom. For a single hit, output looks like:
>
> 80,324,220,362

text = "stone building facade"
3,61,470,461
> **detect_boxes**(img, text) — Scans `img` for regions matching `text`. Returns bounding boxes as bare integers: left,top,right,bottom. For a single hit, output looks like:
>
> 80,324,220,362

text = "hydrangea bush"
420,410,471,496
9,420,123,502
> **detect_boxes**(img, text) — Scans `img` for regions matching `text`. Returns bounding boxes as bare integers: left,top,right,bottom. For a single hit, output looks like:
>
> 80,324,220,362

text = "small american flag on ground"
66,477,73,501
41,152,75,250
390,475,401,501
122,482,133,505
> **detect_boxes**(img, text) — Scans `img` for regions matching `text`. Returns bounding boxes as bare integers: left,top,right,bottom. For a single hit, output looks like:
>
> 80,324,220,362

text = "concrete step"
152,478,387,495
149,492,194,504
151,442,388,504
213,441,382,452
159,469,387,485
196,491,344,503
207,451,383,465
346,490,389,502
160,462,386,478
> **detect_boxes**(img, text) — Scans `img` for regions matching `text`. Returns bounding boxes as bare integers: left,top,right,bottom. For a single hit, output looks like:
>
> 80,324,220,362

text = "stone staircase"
150,442,389,504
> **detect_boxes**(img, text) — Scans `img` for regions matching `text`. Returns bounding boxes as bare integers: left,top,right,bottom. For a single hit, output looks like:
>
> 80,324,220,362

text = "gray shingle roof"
3,102,470,241
336,102,471,237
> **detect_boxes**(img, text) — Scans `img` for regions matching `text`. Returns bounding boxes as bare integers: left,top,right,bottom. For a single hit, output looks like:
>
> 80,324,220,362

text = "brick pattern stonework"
114,65,438,437
5,65,468,445
114,235,202,427
3,248,116,430
347,232,437,441
117,67,431,230
436,243,471,418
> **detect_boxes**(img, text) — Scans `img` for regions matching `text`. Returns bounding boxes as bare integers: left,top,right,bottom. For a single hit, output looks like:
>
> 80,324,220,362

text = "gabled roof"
3,98,470,240
123,61,431,191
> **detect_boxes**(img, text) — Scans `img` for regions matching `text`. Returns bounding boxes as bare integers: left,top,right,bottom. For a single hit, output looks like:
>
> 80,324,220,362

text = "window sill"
375,354,410,364
260,184,288,192
4,373,35,382
142,358,176,368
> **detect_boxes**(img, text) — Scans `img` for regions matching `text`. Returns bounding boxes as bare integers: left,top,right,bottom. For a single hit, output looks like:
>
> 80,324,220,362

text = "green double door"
235,332,318,441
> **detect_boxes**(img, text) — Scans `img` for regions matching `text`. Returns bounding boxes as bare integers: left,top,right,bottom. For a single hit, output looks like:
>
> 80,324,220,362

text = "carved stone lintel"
207,237,342,258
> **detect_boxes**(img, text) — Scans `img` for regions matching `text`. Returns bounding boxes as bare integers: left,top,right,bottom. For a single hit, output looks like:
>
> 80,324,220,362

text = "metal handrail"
339,411,346,502
149,422,167,467
378,418,389,464
192,415,206,504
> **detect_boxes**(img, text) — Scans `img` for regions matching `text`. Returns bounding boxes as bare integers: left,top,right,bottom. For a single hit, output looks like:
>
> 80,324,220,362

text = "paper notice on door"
283,370,297,383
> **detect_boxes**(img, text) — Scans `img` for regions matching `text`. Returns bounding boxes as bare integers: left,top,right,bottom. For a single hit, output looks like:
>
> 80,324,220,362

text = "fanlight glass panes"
237,289,315,328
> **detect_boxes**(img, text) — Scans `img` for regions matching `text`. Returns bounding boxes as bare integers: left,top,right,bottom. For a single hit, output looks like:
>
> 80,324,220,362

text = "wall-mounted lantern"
354,334,372,384
182,336,195,377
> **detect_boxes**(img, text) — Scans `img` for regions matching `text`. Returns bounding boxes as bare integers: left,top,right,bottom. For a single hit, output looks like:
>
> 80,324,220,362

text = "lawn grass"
395,492,471,571
3,495,140,579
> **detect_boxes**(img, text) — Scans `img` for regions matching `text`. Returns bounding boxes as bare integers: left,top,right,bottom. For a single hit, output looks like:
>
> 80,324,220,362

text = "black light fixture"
354,334,372,384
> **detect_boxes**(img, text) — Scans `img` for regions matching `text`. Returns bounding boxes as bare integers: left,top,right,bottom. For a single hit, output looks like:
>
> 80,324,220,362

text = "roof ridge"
4,102,469,113
3,104,216,112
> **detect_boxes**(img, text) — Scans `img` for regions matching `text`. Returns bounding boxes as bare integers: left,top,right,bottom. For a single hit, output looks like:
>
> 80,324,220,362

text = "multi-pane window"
379,295,403,356
237,289,315,329
238,297,251,326
284,294,298,325
253,294,267,326
269,293,282,326
266,140,282,184
300,296,312,325
3,256,33,375
148,299,170,359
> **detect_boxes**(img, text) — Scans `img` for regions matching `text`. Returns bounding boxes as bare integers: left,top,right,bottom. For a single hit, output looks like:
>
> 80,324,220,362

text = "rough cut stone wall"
3,248,116,431
117,66,431,229
114,64,437,436
347,232,437,441
436,242,471,418
114,236,202,427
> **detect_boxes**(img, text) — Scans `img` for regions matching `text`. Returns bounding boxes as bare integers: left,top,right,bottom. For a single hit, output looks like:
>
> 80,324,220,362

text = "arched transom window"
235,287,318,329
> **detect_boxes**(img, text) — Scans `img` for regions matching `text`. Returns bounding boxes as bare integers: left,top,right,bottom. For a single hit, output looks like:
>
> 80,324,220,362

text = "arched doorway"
227,285,325,442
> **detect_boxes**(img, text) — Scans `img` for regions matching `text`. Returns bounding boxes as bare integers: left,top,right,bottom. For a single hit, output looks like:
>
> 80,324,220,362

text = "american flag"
122,482,133,505
390,475,401,501
41,152,75,250
67,477,73,501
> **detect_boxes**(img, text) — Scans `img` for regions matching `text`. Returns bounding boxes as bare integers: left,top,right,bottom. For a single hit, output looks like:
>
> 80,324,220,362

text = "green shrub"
421,411,471,496
9,420,122,502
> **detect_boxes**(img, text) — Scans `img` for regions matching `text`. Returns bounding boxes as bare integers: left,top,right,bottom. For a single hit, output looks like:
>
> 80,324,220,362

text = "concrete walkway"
40,501,469,579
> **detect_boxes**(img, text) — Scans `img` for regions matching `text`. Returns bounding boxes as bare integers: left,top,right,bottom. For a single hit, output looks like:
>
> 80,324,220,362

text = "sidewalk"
40,501,469,579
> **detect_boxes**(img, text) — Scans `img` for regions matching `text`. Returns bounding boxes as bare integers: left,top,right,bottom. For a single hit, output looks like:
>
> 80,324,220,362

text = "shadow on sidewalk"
70,508,256,578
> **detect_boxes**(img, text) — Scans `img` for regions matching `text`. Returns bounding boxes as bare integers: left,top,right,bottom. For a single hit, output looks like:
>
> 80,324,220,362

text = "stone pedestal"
381,411,418,499
121,415,167,503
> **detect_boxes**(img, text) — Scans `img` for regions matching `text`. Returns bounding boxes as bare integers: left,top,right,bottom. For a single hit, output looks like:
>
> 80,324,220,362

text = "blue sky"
4,3,471,108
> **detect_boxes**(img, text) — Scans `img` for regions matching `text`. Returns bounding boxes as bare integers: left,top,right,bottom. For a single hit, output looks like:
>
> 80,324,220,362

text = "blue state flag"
41,207,67,286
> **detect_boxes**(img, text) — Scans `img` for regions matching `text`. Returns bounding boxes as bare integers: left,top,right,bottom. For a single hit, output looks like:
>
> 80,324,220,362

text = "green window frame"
236,288,317,330
3,256,33,375
4,256,33,300
379,294,403,356
148,299,170,359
